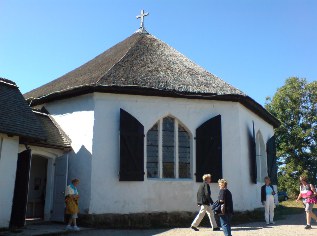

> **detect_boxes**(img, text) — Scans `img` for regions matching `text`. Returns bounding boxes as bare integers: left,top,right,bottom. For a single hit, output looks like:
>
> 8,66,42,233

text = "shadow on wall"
67,145,92,214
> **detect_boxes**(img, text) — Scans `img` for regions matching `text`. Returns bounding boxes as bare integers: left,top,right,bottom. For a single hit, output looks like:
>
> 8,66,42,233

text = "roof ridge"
95,33,144,85
0,78,18,88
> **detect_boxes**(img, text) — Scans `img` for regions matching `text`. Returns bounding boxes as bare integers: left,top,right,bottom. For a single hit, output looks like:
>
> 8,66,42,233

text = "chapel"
1,11,279,228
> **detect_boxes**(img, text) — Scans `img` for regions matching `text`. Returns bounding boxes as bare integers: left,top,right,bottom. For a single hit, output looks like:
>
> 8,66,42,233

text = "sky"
0,0,316,105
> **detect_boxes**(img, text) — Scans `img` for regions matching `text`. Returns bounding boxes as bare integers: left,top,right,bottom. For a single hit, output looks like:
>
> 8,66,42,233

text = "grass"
276,200,306,216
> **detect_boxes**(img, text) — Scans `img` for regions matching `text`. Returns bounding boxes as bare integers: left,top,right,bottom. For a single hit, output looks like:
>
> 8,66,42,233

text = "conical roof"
24,31,279,127
25,32,244,100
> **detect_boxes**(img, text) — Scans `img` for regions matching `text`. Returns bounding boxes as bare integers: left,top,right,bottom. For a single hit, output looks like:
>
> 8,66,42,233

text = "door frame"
19,145,64,221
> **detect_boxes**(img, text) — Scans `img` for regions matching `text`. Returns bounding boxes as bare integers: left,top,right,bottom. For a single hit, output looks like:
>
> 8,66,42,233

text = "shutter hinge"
194,137,196,140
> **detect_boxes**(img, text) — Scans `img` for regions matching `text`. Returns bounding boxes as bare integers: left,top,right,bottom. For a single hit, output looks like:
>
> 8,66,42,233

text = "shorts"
303,200,314,212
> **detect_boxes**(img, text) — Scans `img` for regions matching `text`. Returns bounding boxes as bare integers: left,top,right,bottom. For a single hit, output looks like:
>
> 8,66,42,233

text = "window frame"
146,117,192,180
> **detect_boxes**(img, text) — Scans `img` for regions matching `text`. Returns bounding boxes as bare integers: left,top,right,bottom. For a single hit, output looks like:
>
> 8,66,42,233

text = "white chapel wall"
90,93,245,214
41,92,276,214
0,134,19,228
237,104,275,211
44,94,94,213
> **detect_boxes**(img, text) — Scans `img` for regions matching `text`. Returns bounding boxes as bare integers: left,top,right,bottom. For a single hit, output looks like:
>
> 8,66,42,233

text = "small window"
178,124,191,178
162,117,175,178
146,116,191,179
147,123,159,178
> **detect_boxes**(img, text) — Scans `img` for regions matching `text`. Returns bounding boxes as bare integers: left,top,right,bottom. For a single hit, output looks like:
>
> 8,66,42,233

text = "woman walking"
65,179,80,231
261,176,276,225
296,175,317,229
218,179,233,236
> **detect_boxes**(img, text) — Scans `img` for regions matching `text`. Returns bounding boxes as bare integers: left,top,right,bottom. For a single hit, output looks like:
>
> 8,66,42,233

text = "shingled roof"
27,110,71,150
24,31,280,127
0,78,46,140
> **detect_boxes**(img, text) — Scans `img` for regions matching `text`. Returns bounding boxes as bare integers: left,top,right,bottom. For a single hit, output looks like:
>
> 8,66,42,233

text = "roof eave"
27,85,280,128
0,130,47,142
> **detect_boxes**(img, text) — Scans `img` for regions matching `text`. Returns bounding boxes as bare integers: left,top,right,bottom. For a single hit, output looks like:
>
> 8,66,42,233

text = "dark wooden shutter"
267,135,277,185
248,122,257,184
119,109,144,181
10,149,32,228
196,115,222,183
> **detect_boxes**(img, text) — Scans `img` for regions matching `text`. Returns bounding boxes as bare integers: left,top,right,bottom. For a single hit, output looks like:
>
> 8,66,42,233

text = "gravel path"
69,213,317,236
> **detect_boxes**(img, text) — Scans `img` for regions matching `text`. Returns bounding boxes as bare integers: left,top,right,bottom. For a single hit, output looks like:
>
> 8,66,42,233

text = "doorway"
26,156,48,221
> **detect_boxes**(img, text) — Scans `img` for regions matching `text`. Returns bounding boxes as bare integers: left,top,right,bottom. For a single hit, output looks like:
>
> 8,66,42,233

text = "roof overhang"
26,85,281,128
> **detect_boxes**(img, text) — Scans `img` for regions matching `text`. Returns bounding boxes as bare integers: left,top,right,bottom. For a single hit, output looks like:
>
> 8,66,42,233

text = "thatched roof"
24,32,280,127
0,78,46,140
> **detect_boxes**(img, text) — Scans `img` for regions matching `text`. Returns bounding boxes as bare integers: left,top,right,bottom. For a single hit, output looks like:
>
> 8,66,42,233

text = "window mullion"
158,118,163,179
175,119,179,179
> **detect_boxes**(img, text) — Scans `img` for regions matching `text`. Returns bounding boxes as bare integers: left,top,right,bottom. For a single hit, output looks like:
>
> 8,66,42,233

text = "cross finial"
136,9,149,30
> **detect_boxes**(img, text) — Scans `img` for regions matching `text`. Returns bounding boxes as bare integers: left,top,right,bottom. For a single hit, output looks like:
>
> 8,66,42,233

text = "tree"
265,77,317,198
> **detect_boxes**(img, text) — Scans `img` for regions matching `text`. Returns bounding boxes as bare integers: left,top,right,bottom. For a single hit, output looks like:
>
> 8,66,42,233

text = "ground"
65,213,315,236
0,201,315,236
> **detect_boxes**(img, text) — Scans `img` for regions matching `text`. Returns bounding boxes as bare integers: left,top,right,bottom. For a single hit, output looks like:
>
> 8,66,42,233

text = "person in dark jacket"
261,176,276,225
191,174,219,231
218,179,233,236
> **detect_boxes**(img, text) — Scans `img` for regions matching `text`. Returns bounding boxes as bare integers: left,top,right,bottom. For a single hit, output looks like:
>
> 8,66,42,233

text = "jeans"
219,214,232,236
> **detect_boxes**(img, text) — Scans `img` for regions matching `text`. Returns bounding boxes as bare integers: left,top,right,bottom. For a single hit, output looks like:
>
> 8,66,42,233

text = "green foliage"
265,77,317,198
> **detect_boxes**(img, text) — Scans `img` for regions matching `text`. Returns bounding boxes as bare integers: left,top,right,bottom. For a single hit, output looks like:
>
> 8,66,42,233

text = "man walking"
191,174,220,231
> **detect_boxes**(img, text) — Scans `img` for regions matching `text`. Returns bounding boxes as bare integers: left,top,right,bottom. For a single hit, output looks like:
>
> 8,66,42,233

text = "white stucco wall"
42,92,275,215
89,93,273,214
0,134,19,228
237,104,275,211
45,94,94,213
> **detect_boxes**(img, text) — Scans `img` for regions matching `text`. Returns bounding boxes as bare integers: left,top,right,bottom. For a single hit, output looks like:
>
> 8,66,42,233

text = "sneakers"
270,222,276,225
212,227,221,231
190,226,199,231
305,225,312,229
73,226,80,231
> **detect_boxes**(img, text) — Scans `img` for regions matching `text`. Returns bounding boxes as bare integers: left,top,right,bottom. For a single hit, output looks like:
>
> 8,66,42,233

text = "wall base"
78,212,201,229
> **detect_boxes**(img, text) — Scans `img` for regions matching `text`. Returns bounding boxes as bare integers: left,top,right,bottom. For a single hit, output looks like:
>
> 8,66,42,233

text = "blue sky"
0,0,316,105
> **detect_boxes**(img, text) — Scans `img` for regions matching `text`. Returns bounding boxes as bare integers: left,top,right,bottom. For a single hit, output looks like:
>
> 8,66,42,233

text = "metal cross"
136,10,149,29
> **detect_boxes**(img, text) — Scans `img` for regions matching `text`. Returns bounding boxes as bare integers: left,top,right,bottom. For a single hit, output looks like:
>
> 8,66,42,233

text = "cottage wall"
0,134,19,228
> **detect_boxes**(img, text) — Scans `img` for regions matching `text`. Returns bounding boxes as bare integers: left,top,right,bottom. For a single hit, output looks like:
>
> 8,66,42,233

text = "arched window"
256,131,267,182
146,116,191,179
